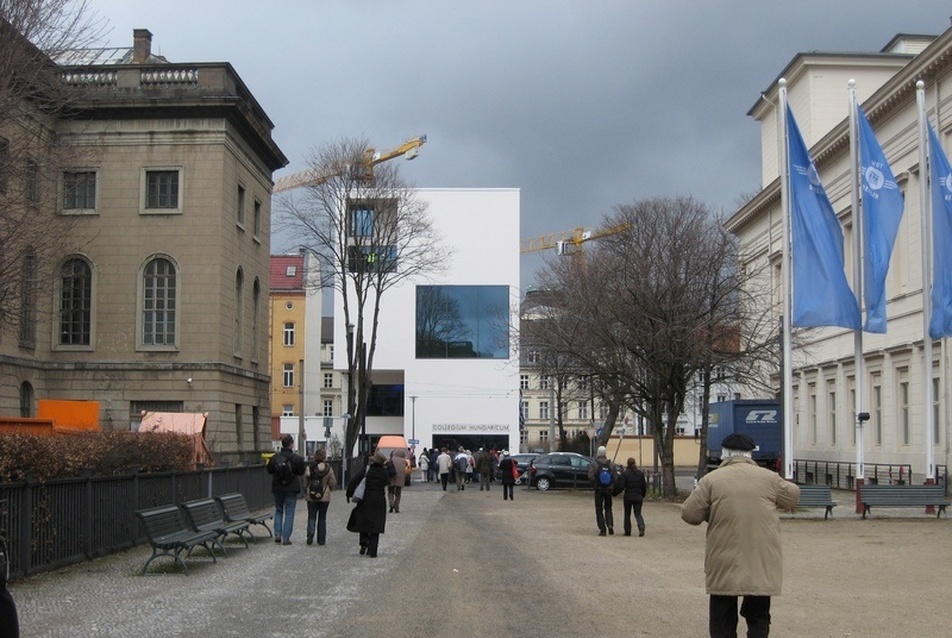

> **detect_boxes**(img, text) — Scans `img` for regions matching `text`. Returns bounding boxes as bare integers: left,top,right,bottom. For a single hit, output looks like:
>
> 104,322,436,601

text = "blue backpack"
597,462,615,488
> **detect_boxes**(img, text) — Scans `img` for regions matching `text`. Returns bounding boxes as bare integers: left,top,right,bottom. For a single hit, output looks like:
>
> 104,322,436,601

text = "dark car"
494,453,538,484
527,452,595,491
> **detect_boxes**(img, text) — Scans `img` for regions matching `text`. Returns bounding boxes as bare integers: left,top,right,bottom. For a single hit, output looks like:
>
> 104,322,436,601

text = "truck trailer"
706,399,782,473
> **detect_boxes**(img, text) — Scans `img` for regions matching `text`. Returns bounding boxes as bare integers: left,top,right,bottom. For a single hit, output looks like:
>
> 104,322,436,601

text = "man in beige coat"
681,433,800,638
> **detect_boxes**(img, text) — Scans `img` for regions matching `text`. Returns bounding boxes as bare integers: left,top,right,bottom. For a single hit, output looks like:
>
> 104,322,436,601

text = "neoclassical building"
728,28,952,482
0,28,286,462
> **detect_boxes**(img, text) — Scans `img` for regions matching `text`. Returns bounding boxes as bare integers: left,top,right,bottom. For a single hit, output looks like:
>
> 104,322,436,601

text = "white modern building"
334,188,521,455
728,28,952,484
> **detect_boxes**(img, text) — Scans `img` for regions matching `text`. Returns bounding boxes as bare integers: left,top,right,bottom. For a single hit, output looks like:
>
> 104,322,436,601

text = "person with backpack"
266,434,306,545
303,448,337,546
454,448,470,491
619,457,648,537
586,445,618,536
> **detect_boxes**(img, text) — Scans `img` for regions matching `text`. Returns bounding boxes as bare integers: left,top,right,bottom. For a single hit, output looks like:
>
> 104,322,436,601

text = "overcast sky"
87,0,952,292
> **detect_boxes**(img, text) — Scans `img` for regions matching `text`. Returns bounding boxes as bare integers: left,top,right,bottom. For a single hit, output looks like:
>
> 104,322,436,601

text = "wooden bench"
859,484,950,519
135,505,219,575
214,493,273,540
180,498,251,555
793,484,837,519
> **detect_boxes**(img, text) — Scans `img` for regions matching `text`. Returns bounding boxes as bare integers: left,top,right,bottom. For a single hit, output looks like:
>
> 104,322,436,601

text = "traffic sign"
408,438,419,445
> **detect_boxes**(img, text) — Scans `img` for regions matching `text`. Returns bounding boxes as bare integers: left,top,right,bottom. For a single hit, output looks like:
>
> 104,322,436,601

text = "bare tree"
277,137,450,459
533,197,776,497
0,1,104,340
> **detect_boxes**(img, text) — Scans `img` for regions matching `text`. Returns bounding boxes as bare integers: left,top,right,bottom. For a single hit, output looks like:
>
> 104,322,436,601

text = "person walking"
587,445,617,536
436,447,453,491
474,447,493,491
418,449,430,483
387,448,408,513
498,450,517,501
266,434,306,545
681,433,800,638
346,451,394,558
428,447,440,483
619,457,648,537
303,449,337,546
454,448,470,491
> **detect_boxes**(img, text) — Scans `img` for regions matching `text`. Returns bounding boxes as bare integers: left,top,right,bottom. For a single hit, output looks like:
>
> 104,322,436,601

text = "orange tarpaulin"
37,400,101,433
138,411,214,468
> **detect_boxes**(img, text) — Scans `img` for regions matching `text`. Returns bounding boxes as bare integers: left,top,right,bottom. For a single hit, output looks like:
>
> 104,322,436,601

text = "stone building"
728,28,951,482
0,27,287,463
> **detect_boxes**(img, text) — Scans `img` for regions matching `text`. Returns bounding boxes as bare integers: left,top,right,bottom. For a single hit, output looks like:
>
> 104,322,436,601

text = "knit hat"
371,451,387,465
722,433,756,451
596,445,607,457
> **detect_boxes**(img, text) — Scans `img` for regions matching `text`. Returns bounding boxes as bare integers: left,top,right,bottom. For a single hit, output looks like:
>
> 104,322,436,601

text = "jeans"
623,499,645,535
306,500,329,544
273,492,298,542
594,490,614,532
709,595,771,638
503,483,514,500
479,472,491,491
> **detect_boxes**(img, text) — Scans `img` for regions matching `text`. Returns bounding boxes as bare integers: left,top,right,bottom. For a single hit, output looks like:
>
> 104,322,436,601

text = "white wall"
335,188,521,454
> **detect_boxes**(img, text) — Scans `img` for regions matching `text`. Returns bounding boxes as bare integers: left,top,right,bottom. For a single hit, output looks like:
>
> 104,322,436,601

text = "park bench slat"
180,498,251,554
214,493,273,539
859,484,950,519
135,505,218,575
793,484,836,519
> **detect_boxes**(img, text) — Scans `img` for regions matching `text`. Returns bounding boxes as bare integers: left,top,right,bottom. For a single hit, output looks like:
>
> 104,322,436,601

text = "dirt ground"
10,484,951,638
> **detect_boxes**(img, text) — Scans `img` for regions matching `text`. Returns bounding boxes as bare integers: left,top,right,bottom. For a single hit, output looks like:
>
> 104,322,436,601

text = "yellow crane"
520,222,631,256
273,135,427,194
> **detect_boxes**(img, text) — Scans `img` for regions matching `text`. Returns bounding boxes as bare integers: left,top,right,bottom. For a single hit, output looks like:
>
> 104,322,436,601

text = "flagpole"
917,80,936,484
779,79,795,481
848,81,867,506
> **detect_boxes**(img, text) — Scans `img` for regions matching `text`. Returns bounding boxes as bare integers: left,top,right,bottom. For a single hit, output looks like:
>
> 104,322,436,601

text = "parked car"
527,452,595,491
495,453,538,484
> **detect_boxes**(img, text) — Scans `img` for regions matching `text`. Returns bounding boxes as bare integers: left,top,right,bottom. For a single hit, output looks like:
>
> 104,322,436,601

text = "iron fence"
793,459,948,494
0,464,272,579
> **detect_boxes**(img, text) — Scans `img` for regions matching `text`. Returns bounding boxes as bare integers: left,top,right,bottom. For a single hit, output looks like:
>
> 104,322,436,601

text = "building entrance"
433,434,509,453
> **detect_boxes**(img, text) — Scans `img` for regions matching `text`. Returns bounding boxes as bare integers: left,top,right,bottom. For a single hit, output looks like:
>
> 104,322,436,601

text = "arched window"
142,257,177,346
60,257,92,346
234,268,244,356
19,381,34,417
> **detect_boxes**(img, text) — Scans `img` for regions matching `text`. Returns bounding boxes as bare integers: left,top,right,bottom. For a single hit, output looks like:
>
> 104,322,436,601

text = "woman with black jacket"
620,457,648,537
345,451,395,557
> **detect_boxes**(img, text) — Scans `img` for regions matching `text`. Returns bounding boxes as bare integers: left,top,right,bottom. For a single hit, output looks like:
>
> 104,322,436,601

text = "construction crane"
520,222,631,256
273,135,427,194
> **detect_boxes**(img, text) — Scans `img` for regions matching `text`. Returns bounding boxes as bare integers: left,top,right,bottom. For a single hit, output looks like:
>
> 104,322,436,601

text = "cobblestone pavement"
9,481,951,637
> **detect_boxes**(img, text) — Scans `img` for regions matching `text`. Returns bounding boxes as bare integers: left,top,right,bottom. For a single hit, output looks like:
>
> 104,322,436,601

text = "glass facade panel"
416,285,509,359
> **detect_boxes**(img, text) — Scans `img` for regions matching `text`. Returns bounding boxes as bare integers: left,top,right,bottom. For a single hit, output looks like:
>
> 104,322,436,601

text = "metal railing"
793,459,948,494
0,464,272,579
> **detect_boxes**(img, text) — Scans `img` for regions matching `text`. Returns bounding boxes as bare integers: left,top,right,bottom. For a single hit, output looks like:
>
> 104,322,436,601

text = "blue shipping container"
707,399,782,469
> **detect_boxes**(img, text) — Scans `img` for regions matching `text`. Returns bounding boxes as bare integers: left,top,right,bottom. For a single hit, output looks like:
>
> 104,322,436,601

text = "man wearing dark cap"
681,433,800,638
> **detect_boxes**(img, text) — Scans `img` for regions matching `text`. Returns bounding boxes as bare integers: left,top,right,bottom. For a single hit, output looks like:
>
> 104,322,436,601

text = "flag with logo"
857,105,904,333
927,123,952,338
786,105,861,329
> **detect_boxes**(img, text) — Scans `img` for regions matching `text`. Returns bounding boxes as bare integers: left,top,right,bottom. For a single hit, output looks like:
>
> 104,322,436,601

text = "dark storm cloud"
89,0,952,290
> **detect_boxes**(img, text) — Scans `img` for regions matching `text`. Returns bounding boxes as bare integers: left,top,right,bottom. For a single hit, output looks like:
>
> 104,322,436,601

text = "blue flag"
787,105,860,329
927,123,952,338
857,106,904,333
